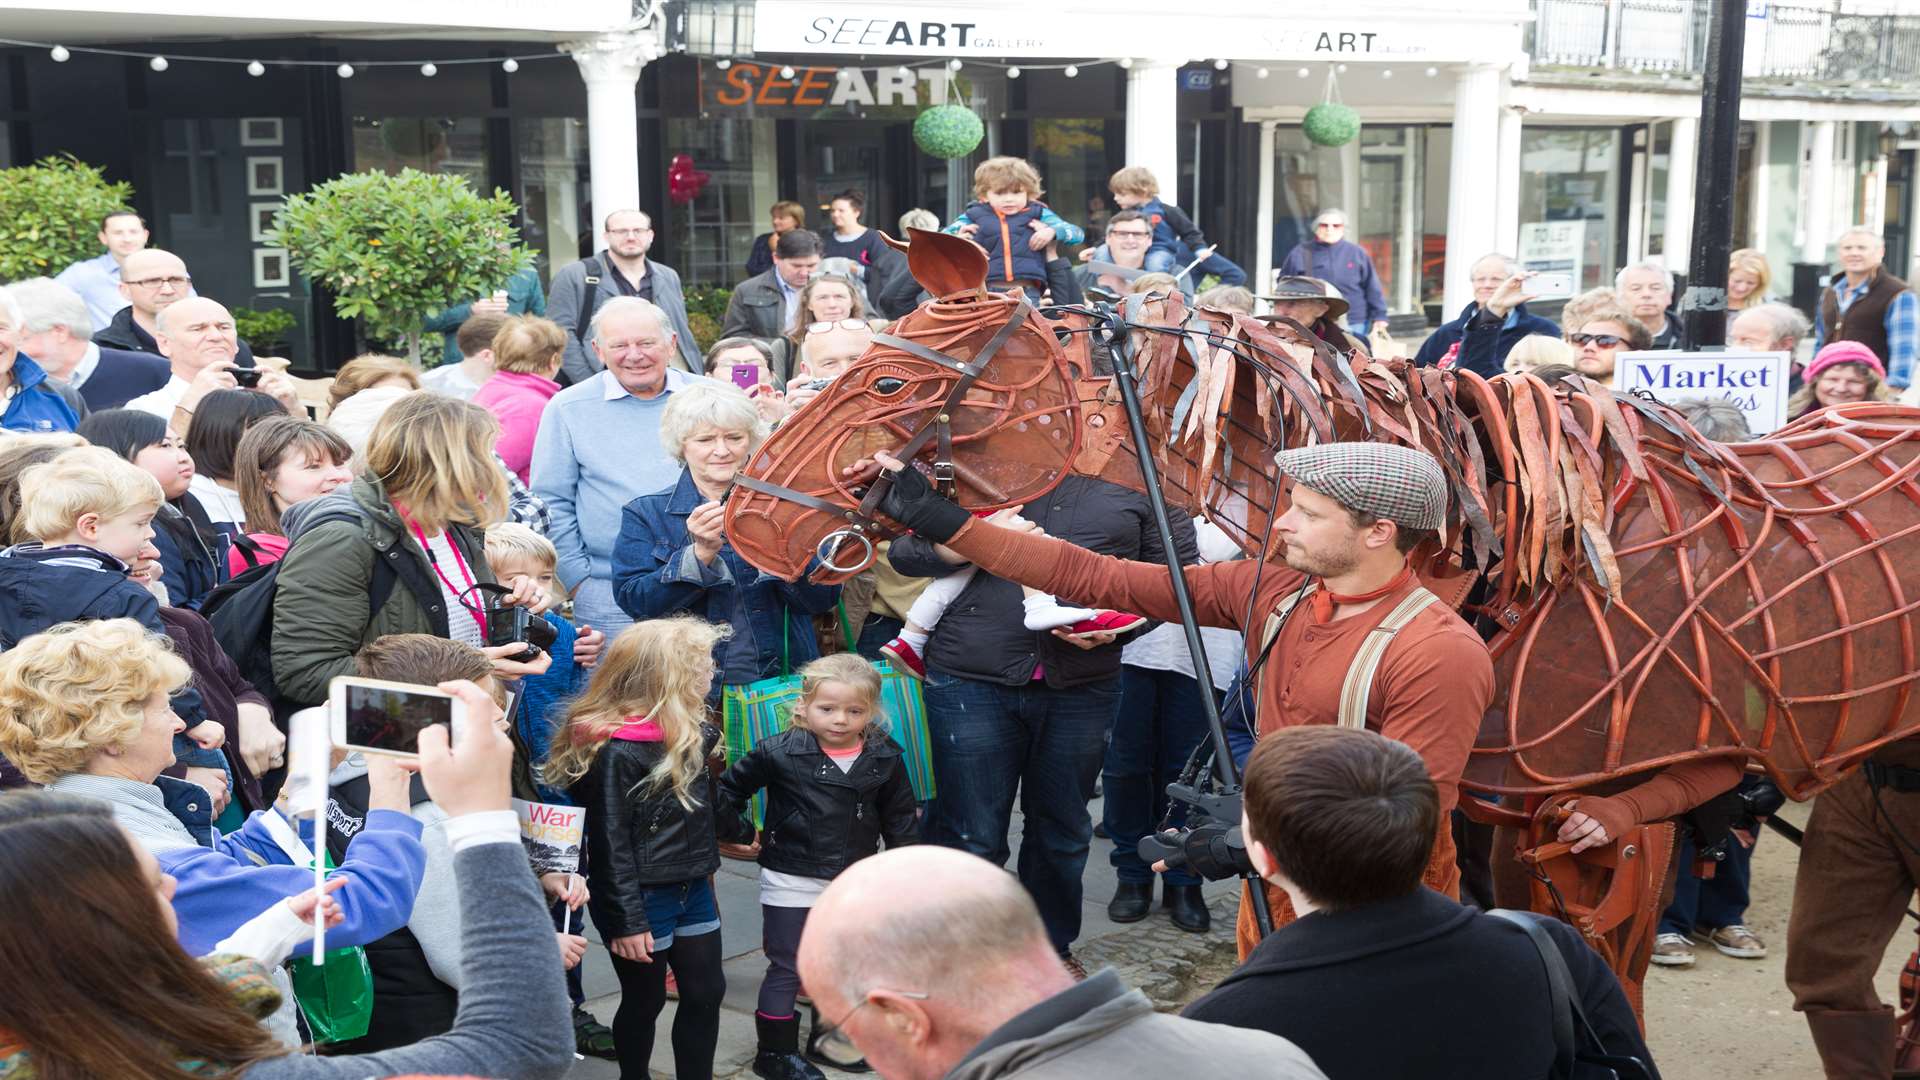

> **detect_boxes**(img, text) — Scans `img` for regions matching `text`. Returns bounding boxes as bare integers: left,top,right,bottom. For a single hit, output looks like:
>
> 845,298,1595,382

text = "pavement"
563,793,1243,1078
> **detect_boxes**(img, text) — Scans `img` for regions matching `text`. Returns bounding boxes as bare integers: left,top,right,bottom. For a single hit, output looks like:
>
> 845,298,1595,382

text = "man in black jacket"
722,229,823,345
1182,726,1657,1079
890,476,1197,966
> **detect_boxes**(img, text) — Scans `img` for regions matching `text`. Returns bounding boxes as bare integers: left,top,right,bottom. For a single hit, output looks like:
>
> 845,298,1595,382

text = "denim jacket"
609,470,840,688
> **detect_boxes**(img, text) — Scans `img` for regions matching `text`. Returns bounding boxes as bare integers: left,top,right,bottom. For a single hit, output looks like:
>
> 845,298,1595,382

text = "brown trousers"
1786,769,1920,1014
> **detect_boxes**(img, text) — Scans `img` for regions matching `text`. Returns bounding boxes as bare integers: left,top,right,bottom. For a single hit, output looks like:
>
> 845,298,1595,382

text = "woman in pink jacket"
472,315,566,484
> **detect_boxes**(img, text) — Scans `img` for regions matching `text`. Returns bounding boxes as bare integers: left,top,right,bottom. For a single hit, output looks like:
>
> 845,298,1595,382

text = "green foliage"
683,285,733,354
0,156,134,281
1303,103,1362,148
914,105,985,160
272,168,531,363
232,306,298,349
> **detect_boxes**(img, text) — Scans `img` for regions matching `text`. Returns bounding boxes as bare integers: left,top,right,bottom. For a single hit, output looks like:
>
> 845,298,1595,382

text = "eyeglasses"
1107,229,1152,239
806,319,870,336
607,228,652,237
126,275,191,290
811,990,929,1066
1568,333,1625,348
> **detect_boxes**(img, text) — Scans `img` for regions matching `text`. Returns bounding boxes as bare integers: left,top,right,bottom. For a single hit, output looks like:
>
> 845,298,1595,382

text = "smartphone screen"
730,363,760,390
1529,272,1575,300
329,677,463,757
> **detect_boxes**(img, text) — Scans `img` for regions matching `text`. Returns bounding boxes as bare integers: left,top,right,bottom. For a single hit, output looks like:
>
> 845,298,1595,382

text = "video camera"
1136,782,1255,881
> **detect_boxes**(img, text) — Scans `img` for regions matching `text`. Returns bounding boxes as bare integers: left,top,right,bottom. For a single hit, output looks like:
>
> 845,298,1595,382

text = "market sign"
1615,349,1793,435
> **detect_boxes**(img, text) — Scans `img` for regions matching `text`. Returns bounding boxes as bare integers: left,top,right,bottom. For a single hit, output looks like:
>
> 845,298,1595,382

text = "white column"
1443,64,1504,317
1749,120,1771,250
1255,120,1277,298
1663,115,1698,275
1125,60,1180,195
1495,104,1523,256
1801,119,1836,265
567,30,657,251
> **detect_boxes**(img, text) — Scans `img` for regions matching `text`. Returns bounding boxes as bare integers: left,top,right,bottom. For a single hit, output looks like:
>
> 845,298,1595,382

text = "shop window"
1273,125,1430,315
665,116,776,289
1645,121,1671,260
351,117,489,190
516,118,590,285
1028,118,1110,251
1517,126,1621,294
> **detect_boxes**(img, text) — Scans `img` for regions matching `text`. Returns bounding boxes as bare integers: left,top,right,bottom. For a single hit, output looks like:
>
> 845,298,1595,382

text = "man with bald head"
123,296,247,425
93,248,258,369
1729,301,1813,390
796,846,1325,1080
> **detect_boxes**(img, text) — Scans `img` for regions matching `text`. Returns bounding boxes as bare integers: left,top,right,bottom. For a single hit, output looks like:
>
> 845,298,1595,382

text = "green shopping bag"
721,611,936,827
260,813,374,1044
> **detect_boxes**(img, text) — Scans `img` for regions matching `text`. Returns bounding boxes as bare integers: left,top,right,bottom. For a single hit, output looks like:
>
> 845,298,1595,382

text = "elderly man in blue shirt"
1278,208,1390,338
54,209,150,329
530,296,711,641
1815,226,1916,391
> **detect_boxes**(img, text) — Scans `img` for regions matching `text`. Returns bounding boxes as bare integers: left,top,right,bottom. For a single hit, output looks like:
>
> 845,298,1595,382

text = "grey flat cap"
1277,442,1448,531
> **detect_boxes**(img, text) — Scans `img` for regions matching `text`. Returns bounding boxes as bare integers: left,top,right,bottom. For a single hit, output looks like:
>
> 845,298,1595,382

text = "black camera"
468,583,556,663
1137,783,1254,881
233,364,263,388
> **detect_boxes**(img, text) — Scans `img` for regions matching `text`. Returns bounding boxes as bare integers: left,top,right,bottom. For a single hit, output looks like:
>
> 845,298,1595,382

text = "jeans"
922,669,1122,952
856,613,904,663
1661,830,1757,935
1105,665,1216,886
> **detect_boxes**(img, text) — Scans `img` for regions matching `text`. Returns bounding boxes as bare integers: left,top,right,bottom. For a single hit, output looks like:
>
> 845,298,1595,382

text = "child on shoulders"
944,156,1085,302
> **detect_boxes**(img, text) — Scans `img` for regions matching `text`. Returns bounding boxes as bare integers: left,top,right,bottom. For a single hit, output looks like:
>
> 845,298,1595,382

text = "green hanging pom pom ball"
914,105,985,160
1302,102,1362,147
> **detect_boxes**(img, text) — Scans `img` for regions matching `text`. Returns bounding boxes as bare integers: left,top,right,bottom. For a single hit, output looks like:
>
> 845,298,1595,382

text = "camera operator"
1181,726,1655,1079
859,440,1494,957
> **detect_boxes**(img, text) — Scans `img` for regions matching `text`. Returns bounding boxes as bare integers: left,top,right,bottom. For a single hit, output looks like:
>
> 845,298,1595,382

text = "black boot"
1108,880,1153,923
754,1013,826,1080
807,1005,872,1073
1164,883,1210,933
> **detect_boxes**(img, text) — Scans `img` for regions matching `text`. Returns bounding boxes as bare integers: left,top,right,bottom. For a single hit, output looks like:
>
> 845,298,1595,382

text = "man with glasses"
795,845,1324,1079
1412,253,1561,377
722,228,824,345
91,249,259,369
547,209,703,384
54,208,150,328
1071,210,1155,297
531,296,710,639
1278,209,1390,339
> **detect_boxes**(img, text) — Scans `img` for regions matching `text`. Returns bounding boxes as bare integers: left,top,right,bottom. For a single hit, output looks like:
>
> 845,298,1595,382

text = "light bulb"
948,59,962,71
1064,65,1079,78
501,58,519,73
1118,57,1133,70
1336,63,1348,73
1380,68,1392,79
246,60,265,76
717,58,731,69
1007,66,1021,79
1256,67,1269,79
1425,66,1438,77
336,63,354,78
1213,58,1228,70
420,62,437,77
149,56,169,72
1297,67,1310,78
50,45,70,62
779,65,795,78
897,65,911,77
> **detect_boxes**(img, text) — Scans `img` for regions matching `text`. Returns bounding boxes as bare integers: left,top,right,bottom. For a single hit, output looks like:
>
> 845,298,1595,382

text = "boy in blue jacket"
0,447,229,792
1106,165,1248,289
944,156,1085,301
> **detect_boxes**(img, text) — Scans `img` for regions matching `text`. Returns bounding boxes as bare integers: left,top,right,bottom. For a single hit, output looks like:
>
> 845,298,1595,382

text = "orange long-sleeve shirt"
942,517,1497,954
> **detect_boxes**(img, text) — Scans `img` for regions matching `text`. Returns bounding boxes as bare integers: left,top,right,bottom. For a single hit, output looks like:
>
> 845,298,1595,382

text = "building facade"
2,0,1916,367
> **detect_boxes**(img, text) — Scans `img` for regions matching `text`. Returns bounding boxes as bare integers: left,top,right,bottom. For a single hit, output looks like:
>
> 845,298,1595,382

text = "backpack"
200,505,397,719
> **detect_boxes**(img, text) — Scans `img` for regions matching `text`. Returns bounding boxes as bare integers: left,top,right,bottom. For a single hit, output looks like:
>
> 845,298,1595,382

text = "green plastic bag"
288,945,374,1044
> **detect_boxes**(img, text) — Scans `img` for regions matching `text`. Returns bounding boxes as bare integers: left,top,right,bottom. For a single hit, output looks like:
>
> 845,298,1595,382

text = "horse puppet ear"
885,227,990,299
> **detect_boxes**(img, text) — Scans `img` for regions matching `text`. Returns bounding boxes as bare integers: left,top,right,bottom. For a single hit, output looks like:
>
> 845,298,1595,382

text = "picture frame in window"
253,248,290,289
247,157,284,196
249,201,280,243
240,117,283,147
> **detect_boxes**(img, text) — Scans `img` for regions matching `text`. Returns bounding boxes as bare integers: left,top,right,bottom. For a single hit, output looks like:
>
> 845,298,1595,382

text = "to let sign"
1615,349,1793,435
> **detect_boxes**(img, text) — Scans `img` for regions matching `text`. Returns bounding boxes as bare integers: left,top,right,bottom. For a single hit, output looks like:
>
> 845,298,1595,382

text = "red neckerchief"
1309,563,1415,624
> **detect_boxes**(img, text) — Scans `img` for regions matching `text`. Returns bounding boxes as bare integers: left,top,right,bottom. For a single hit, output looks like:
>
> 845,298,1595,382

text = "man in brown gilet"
1816,227,1915,392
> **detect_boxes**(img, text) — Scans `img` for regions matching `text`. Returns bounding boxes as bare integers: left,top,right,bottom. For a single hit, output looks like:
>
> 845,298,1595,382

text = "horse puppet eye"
871,376,907,395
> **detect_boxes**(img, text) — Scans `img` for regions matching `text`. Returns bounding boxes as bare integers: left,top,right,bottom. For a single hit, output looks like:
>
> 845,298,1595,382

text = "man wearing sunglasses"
1567,311,1651,387
796,845,1325,1080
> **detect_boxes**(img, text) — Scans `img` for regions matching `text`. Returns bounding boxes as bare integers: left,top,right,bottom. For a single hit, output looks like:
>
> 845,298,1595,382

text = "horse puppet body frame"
724,229,1920,1016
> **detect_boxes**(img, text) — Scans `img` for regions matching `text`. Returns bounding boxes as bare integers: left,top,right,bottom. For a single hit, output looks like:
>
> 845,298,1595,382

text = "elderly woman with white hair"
610,381,840,705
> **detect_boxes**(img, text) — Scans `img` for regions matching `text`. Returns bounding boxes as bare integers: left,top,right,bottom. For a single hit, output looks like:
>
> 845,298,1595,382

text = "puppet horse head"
724,229,1084,583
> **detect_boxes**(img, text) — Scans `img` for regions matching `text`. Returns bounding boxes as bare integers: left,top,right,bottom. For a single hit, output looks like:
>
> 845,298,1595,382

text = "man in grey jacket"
546,209,702,382
796,845,1327,1080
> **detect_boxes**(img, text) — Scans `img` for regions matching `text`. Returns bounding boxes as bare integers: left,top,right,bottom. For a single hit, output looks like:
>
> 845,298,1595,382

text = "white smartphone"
328,676,468,759
1528,272,1575,300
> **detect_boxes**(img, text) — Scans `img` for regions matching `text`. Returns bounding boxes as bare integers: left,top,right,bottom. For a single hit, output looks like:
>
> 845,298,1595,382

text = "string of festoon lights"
4,37,1448,82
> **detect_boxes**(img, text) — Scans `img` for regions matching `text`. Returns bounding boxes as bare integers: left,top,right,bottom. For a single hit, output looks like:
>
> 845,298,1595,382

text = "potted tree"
0,155,134,280
231,306,298,361
272,168,531,366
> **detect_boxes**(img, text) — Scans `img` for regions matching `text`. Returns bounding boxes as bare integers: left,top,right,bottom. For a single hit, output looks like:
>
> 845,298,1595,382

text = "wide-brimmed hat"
1259,275,1350,323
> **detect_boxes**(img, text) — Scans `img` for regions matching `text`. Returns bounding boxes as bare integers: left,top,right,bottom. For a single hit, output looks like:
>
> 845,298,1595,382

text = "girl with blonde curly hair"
545,615,752,1079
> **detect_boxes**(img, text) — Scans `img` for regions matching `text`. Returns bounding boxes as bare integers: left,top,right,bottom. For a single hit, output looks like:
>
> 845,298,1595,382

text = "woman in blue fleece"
0,618,425,957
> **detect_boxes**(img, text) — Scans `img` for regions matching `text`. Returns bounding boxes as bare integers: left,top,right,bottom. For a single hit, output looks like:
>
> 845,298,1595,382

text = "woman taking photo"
78,408,225,609
1789,341,1897,419
610,382,839,708
270,393,549,709
0,628,574,1079
229,416,354,574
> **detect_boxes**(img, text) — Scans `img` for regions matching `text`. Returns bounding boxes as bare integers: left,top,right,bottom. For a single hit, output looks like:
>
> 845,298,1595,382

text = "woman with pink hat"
1789,341,1896,419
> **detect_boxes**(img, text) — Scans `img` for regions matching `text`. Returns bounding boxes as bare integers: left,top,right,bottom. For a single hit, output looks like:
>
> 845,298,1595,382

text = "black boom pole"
1681,0,1748,349
1102,304,1275,939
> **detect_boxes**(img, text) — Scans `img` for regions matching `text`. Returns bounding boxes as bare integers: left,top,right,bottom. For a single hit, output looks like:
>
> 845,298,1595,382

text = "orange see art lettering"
714,62,757,106
756,67,795,105
792,67,835,106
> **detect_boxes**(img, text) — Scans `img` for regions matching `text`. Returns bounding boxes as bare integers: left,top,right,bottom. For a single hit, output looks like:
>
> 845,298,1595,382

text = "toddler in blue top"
943,155,1085,299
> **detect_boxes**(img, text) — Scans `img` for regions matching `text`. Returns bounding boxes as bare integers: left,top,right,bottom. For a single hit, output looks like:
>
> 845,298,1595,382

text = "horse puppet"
723,228,1920,1018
